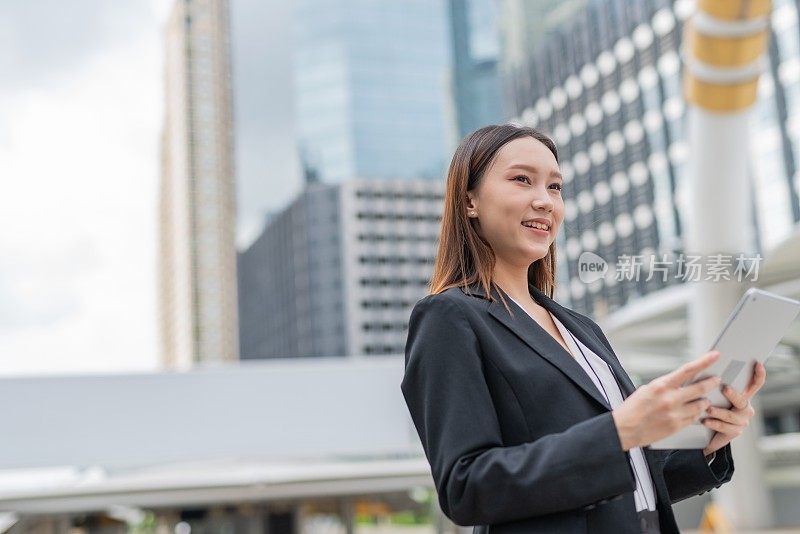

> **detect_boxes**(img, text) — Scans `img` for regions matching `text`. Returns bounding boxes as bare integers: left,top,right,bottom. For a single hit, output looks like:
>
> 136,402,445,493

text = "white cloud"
0,2,168,376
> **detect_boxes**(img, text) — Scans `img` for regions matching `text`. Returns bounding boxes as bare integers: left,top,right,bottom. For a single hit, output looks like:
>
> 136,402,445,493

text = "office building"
448,0,504,138
292,0,452,183
238,180,444,359
159,0,239,368
501,0,800,317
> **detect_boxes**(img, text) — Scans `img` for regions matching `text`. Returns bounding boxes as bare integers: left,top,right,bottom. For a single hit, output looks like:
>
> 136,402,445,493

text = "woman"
400,124,766,533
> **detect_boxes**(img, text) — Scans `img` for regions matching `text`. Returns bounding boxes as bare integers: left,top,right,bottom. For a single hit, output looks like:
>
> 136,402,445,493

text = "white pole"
685,108,774,528
683,0,774,527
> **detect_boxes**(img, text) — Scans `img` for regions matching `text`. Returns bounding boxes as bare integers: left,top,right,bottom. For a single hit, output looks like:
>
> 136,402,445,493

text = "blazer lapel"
464,282,609,411
530,285,638,398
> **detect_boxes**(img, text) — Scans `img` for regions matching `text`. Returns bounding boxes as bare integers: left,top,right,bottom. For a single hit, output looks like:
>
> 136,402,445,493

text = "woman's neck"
493,260,535,306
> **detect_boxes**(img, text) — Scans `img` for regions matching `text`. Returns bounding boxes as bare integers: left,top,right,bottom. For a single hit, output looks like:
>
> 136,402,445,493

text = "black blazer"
400,282,734,534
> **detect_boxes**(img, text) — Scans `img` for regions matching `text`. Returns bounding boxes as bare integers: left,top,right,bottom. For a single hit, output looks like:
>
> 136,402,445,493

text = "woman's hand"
701,360,767,457
612,351,722,451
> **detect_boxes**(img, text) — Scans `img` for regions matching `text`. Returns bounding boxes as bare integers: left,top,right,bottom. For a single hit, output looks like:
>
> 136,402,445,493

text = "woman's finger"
677,375,721,403
743,361,767,398
679,397,712,421
703,417,745,437
706,405,749,427
665,351,720,388
721,384,749,410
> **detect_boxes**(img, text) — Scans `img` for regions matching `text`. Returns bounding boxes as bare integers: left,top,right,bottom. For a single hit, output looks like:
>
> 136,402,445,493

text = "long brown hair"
429,124,560,316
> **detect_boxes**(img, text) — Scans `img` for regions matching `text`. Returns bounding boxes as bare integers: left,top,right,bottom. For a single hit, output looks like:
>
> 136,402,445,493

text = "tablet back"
695,288,800,407
650,288,800,449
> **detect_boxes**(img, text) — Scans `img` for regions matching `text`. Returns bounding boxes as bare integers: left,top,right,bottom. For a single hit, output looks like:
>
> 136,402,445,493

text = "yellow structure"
698,502,734,533
683,0,772,112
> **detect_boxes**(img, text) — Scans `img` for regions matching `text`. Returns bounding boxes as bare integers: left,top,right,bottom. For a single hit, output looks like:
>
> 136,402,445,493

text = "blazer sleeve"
662,443,734,503
400,294,637,526
577,310,736,503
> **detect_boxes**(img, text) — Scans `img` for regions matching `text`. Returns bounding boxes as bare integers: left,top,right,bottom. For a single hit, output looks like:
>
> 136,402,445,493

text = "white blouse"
507,295,658,512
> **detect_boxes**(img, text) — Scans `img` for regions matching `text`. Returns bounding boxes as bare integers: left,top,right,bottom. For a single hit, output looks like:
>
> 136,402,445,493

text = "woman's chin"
522,243,550,262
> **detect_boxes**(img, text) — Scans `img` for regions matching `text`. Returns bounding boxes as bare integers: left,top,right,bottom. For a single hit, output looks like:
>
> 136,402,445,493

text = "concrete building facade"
159,0,239,368
238,180,444,359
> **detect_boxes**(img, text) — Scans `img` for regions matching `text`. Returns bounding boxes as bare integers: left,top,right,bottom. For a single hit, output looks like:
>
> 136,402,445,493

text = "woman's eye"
513,175,561,190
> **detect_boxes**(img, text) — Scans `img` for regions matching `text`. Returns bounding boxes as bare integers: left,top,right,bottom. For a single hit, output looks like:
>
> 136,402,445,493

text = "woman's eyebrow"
507,163,563,180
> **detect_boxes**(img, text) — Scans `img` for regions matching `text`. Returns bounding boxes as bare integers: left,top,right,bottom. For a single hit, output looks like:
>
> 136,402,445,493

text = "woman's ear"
466,194,478,217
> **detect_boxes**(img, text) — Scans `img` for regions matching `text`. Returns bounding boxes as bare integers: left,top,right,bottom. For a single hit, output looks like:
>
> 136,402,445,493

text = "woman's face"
466,136,564,268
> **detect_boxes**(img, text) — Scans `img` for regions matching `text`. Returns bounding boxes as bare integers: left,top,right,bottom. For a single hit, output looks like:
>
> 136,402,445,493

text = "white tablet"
649,288,800,450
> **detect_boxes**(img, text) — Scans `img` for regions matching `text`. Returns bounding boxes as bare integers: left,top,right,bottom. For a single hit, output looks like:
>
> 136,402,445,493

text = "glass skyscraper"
292,0,453,183
448,0,504,137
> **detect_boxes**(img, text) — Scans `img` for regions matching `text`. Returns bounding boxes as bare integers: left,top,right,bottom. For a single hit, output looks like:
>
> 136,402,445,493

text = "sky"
0,0,299,376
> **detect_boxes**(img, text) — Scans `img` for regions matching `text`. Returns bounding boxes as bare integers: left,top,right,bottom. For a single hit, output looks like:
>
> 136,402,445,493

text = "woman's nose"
531,192,554,212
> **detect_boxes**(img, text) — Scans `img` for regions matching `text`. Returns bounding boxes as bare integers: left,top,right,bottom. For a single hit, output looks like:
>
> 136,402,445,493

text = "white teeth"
522,221,550,231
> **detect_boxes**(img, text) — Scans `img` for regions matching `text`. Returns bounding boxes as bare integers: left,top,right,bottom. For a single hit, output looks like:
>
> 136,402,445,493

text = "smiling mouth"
521,221,551,232
521,226,550,238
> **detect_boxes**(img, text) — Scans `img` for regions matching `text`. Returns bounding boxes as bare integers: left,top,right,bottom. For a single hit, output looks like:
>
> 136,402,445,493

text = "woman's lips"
522,223,550,236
